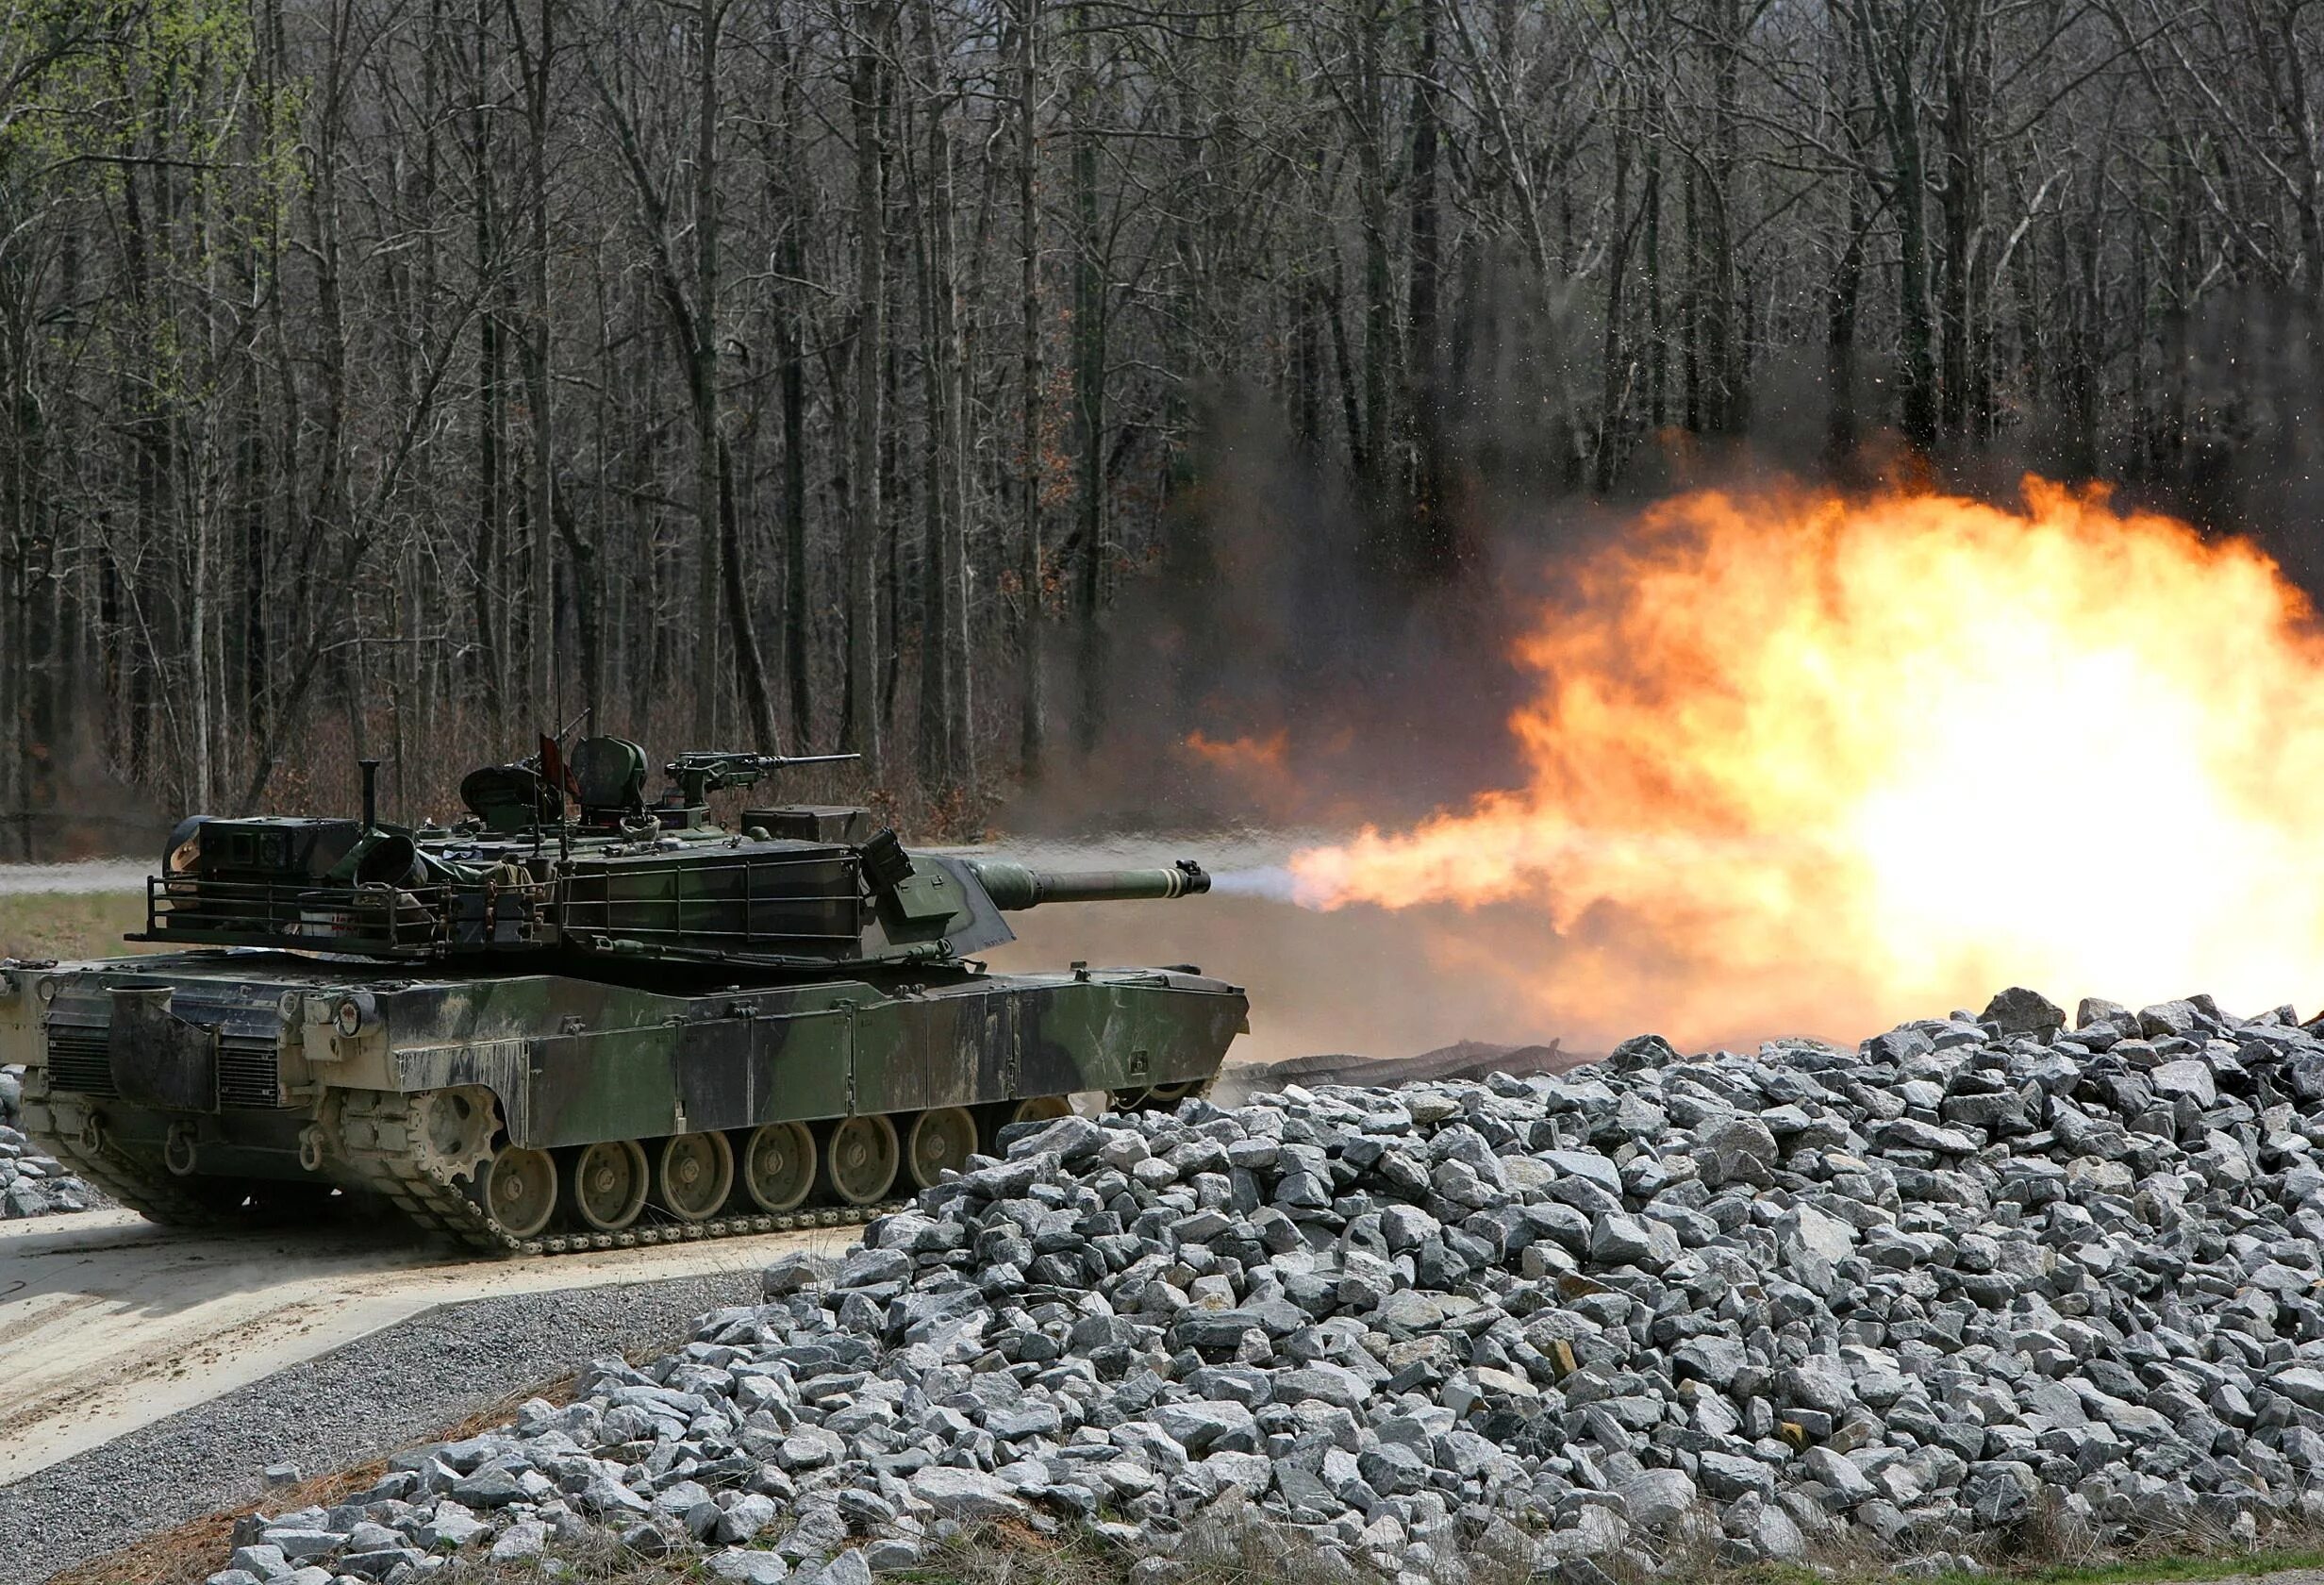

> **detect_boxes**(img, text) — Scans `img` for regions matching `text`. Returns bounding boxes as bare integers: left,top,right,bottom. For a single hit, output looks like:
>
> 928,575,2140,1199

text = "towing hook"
164,1121,200,1176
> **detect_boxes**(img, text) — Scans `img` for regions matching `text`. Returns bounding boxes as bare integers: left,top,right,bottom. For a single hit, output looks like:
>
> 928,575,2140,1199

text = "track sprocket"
407,1086,499,1184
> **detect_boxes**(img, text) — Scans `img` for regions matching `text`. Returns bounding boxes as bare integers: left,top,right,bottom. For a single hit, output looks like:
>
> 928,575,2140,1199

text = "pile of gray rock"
0,1062,104,1218
207,989,2324,1585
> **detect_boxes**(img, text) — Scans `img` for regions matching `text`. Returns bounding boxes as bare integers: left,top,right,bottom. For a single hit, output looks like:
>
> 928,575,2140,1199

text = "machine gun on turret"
661,750,862,811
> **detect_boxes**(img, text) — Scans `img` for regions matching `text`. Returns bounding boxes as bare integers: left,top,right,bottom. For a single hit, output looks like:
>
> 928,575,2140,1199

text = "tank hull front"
2,951,1245,1252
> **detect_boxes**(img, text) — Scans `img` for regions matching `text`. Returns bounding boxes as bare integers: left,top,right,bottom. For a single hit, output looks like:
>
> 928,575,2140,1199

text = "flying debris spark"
1285,477,2324,1046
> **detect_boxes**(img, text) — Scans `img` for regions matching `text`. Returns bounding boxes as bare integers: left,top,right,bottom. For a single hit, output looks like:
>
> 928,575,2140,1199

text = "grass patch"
1914,1547,2324,1585
0,890,147,962
1654,1538,2324,1585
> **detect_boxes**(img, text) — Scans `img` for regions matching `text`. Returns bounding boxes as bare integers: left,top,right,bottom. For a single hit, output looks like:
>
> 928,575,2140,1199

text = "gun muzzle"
968,859,1211,910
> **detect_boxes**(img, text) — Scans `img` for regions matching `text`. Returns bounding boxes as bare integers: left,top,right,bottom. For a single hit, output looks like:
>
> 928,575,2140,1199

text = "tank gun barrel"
966,858,1211,910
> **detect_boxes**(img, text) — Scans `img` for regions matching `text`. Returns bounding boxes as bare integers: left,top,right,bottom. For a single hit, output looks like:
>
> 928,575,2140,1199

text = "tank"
0,739,1246,1253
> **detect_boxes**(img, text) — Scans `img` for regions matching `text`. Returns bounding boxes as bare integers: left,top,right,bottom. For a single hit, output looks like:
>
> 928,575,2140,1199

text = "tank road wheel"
905,1108,977,1190
483,1147,558,1239
656,1131,736,1222
569,1140,650,1232
819,1114,900,1206
981,1094,1071,1154
741,1123,817,1213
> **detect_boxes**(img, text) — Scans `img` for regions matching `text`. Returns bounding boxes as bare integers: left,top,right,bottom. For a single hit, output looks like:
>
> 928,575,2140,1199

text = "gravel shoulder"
3,1268,770,1584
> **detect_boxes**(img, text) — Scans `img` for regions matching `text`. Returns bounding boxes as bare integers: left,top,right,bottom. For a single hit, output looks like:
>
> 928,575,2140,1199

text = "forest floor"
49,1503,2324,1585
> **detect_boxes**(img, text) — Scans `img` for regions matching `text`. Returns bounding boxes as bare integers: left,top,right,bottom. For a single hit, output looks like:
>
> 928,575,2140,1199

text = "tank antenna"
359,759,380,831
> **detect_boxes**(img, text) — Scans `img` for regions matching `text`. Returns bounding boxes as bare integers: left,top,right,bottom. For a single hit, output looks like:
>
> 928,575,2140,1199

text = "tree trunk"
1645,126,1666,430
765,4,813,751
1706,0,1741,432
549,479,602,738
471,0,503,734
1936,0,1984,438
780,250,810,748
1595,80,1633,492
1827,175,1868,467
1355,0,1395,513
1015,0,1045,781
2064,210,2098,476
508,0,587,718
844,2,888,772
690,0,725,743
1681,158,1700,433
1868,0,1938,449
718,437,779,745
1293,270,1321,451
912,0,971,797
1408,0,1450,553
1071,22,1107,759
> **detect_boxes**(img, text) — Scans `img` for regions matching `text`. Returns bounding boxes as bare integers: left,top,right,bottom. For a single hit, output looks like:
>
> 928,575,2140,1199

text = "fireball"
1287,477,2324,1046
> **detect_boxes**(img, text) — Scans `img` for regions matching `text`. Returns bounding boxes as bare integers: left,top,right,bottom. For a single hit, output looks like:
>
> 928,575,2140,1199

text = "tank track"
334,1092,905,1257
23,1102,247,1230
28,1083,1203,1260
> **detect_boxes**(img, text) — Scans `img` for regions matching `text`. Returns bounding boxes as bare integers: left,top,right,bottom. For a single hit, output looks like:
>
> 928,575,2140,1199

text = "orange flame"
1183,729,1292,776
1287,477,2324,1046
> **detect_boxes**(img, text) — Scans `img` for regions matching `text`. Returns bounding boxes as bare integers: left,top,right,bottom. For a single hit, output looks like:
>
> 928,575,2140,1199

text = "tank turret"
139,738,1220,972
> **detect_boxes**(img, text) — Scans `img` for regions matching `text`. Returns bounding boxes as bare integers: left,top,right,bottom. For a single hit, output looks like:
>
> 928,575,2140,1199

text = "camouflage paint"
0,747,1248,1234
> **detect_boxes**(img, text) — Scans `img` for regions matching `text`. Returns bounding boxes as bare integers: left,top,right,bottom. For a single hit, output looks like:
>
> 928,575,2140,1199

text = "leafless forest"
1,0,2320,853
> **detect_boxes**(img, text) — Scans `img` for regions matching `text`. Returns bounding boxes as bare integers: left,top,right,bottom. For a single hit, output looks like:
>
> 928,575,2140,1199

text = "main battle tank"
0,738,1245,1253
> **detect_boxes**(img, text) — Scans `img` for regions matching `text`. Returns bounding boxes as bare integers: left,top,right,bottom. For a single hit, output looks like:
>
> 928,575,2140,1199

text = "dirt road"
0,860,148,896
0,1207,844,1485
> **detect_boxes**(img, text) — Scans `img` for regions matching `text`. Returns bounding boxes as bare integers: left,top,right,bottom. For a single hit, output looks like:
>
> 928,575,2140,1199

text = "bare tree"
4,0,2320,846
